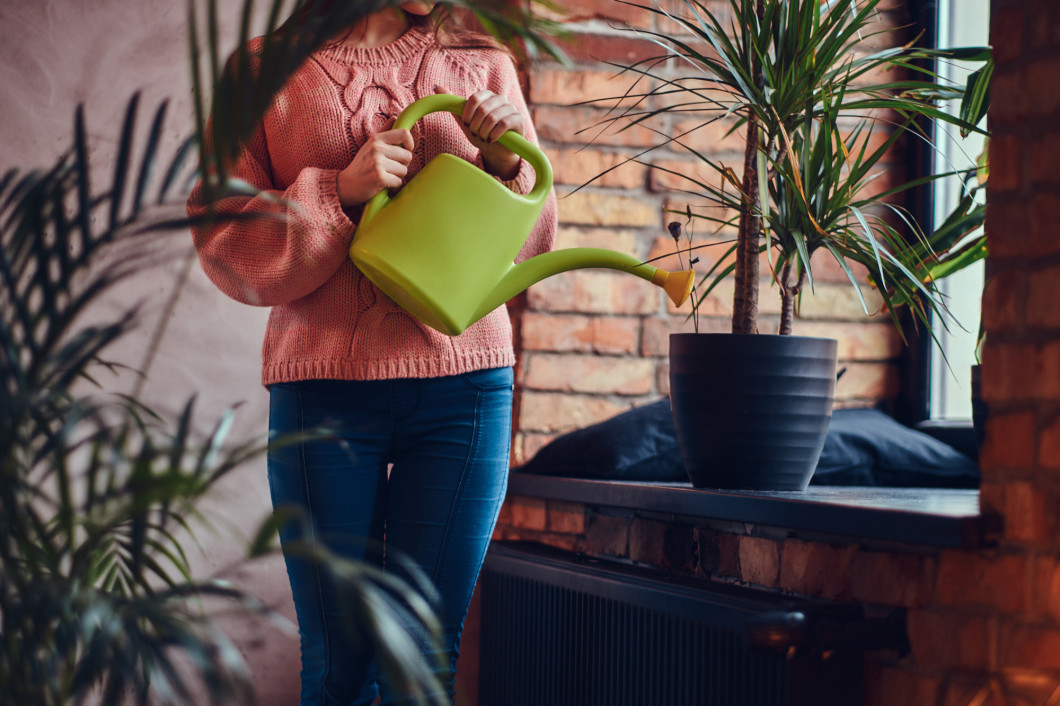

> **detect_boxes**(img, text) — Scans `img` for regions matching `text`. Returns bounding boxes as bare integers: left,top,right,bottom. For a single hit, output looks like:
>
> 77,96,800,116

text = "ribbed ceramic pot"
669,333,838,491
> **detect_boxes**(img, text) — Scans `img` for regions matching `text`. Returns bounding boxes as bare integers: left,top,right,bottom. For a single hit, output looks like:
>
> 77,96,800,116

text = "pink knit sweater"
188,26,557,385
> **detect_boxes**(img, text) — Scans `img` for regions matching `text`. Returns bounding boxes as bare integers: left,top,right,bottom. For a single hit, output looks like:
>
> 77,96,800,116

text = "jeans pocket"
459,366,514,392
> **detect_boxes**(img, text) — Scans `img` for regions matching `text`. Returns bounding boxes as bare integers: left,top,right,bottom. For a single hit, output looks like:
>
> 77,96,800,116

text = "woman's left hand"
435,85,523,181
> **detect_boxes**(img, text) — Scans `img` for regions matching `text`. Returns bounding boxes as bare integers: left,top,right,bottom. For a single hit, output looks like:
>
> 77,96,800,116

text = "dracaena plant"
591,0,988,339
0,0,568,702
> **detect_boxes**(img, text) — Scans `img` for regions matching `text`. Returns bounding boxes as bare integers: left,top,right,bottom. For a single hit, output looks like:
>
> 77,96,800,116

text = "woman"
187,2,557,704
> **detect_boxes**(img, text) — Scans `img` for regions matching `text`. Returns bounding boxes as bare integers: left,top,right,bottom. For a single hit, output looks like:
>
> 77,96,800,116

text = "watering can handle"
359,94,553,226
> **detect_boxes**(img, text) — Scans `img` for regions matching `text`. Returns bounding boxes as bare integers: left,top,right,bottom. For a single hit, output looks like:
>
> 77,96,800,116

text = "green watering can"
351,94,694,336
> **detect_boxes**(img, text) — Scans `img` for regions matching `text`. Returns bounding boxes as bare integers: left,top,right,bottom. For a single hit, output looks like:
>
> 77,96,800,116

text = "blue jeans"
267,368,514,706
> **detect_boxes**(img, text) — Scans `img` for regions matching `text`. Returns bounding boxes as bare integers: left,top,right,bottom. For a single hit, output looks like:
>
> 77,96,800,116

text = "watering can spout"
473,248,695,327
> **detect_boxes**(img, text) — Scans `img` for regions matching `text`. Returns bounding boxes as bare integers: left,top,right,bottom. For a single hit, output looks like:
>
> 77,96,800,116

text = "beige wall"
0,1,298,702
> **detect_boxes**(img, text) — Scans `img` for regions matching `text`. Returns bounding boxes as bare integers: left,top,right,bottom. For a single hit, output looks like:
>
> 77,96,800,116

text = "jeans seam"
424,386,480,664
297,386,331,704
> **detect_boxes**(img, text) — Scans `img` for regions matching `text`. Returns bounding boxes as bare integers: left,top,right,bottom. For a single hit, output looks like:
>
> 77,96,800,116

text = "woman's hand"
337,122,415,208
436,85,523,181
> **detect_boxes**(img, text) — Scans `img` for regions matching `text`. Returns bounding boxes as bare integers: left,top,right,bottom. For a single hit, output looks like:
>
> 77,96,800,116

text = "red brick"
991,67,1030,126
1026,56,1060,120
551,147,648,189
529,67,647,108
778,539,856,601
672,115,747,156
808,245,872,284
630,519,695,572
552,225,639,253
1027,267,1060,329
791,321,903,361
649,157,723,193
521,312,639,355
1029,190,1060,257
991,6,1024,64
656,360,671,397
1041,415,1060,472
641,315,721,357
547,500,587,535
984,197,1031,259
998,622,1060,670
797,282,886,321
1029,3,1060,51
738,536,780,588
555,32,662,66
538,0,653,29
518,391,631,433
555,189,659,227
936,551,1028,612
695,527,740,579
979,409,1037,472
1030,131,1060,188
849,551,937,607
534,105,660,148
906,609,993,670
527,270,661,315
980,269,1027,337
1005,481,1060,544
989,133,1023,194
862,663,940,706
834,362,901,403
1031,555,1060,622
584,512,629,558
523,352,655,395
518,432,555,464
938,678,1000,706
508,496,547,531
981,341,1060,403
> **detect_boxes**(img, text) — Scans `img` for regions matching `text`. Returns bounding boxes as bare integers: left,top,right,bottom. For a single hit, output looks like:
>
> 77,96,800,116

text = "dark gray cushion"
517,402,979,488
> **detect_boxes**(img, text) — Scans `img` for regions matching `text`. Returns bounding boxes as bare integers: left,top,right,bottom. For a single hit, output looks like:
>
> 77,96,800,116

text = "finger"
377,128,415,150
433,84,451,94
467,95,508,140
462,89,495,128
484,106,524,143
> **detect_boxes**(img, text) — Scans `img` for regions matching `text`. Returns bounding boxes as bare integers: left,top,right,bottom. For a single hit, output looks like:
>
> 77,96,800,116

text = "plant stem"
733,111,761,335
778,262,806,336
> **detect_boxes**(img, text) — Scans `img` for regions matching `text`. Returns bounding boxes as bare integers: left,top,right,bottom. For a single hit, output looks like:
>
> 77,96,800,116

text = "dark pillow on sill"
519,399,686,482
516,401,979,488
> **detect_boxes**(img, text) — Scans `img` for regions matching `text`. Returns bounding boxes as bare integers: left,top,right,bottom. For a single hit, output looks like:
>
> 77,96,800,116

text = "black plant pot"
669,333,838,491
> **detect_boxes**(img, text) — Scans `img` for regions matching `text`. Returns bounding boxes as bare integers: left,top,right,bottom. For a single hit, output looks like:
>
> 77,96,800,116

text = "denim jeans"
267,368,514,706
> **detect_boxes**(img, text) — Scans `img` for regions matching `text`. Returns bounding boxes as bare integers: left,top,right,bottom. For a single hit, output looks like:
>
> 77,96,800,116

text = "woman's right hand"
337,126,415,208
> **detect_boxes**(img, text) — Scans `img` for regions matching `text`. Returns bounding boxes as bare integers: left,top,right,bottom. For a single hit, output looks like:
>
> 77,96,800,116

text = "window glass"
929,0,989,420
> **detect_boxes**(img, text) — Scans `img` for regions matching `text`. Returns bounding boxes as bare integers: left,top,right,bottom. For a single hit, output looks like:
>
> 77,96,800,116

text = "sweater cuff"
475,153,535,195
316,168,357,239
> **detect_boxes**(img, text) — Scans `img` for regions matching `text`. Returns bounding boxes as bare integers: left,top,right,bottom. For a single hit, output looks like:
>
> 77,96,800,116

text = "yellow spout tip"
657,268,695,307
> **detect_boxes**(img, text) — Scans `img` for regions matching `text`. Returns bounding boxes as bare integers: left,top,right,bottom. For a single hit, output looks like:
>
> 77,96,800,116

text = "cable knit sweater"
188,26,557,385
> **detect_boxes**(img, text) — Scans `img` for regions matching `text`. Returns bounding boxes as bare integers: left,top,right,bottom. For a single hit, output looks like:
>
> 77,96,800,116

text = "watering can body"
351,94,693,336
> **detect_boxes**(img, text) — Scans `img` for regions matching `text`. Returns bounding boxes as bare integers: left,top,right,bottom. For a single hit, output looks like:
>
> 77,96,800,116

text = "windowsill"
508,473,993,549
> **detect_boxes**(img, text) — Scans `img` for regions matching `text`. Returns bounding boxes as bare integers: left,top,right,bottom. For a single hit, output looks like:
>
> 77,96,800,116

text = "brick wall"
485,1,1060,704
510,0,907,466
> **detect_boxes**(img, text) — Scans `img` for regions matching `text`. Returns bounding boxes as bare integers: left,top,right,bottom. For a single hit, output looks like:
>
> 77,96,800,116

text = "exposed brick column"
975,0,1060,692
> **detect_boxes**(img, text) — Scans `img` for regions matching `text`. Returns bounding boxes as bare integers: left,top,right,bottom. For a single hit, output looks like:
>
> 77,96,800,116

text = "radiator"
479,542,875,706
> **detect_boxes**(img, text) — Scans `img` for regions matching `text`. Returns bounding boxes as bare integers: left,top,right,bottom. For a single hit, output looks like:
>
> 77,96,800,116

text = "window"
928,0,990,420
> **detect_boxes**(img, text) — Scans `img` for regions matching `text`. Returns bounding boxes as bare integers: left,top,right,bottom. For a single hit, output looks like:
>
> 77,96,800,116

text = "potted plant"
593,0,987,489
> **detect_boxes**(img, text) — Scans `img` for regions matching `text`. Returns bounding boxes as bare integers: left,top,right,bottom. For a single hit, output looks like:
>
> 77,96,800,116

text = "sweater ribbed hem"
261,348,516,387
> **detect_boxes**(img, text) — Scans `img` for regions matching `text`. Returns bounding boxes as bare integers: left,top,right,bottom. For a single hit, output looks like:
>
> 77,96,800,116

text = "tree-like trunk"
732,113,761,335
778,261,806,336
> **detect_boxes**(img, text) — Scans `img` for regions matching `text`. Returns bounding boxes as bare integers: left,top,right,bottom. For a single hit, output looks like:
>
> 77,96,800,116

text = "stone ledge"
508,474,994,549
